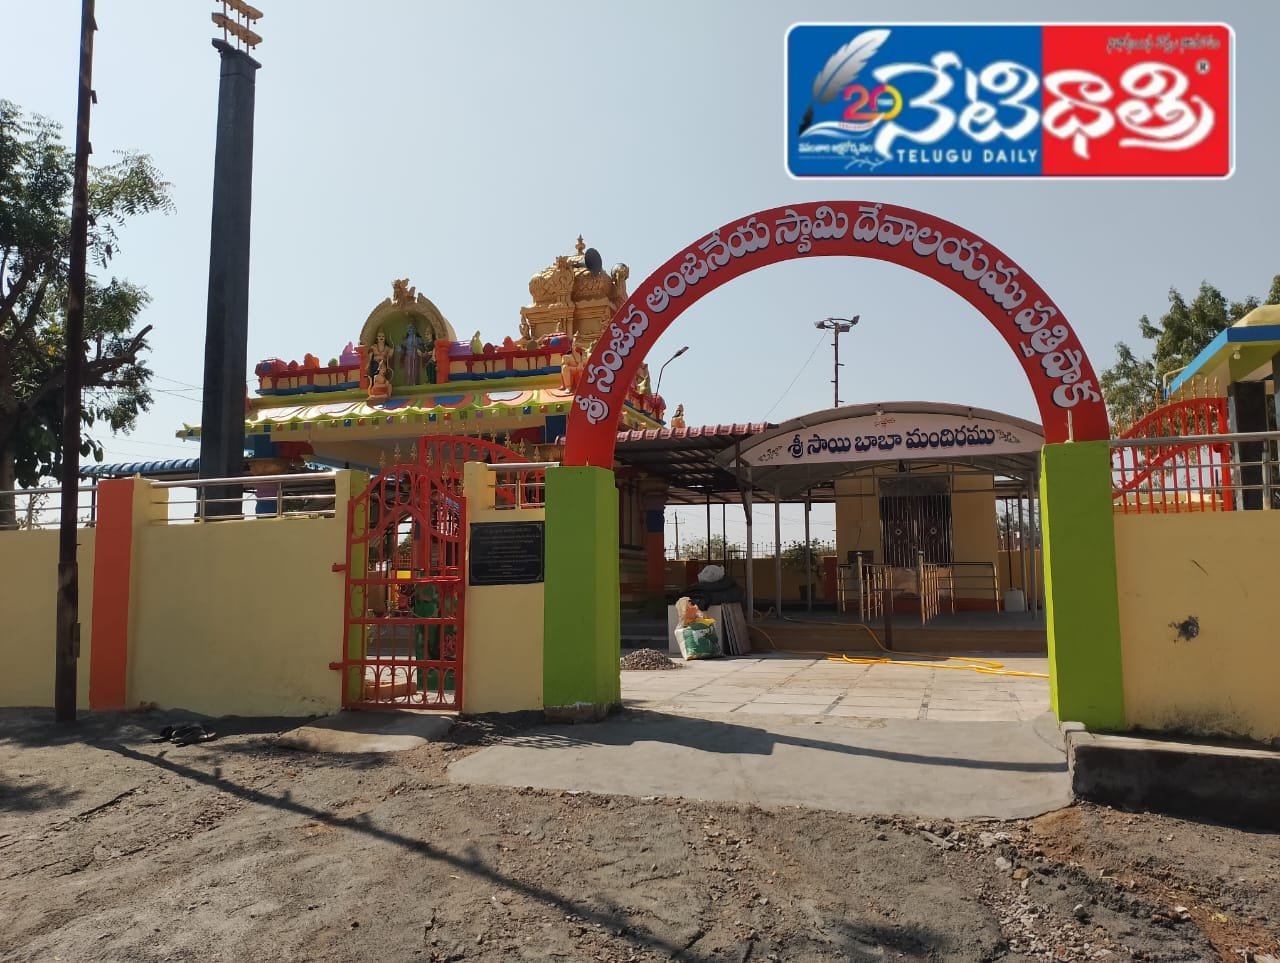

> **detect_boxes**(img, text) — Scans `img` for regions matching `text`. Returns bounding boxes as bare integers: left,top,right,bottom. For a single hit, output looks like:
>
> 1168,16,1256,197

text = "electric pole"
55,0,97,723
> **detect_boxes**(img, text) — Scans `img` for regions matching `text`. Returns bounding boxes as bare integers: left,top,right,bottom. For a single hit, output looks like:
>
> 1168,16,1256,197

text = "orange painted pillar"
88,478,137,709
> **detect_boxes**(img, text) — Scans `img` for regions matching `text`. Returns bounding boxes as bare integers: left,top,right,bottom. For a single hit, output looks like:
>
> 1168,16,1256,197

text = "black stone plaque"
469,522,545,586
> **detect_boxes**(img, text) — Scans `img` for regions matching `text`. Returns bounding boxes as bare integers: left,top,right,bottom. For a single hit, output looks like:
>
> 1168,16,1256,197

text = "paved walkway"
450,654,1068,821
623,653,1050,722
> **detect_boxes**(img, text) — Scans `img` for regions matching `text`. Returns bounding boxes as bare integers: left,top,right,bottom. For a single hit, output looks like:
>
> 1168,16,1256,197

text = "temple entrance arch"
563,201,1108,467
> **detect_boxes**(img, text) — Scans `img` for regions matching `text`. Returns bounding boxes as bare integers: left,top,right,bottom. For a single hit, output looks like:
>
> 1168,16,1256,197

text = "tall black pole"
832,326,840,407
199,40,260,514
55,0,96,723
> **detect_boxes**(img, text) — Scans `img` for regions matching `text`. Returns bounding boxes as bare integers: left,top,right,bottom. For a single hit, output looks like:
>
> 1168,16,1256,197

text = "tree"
1101,276,1280,430
781,537,836,597
679,534,742,561
0,100,172,524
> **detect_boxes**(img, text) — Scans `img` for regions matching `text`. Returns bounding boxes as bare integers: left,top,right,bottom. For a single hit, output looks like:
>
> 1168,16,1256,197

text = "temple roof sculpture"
521,236,629,345
358,278,458,348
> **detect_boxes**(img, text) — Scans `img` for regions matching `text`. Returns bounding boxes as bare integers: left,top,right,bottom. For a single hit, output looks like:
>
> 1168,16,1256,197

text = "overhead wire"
761,330,827,422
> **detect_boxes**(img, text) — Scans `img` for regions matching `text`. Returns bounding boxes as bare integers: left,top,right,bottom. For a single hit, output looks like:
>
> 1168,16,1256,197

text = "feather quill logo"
797,28,891,136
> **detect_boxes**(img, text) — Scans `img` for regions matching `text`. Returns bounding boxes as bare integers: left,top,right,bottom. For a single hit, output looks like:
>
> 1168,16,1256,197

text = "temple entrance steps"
746,616,1046,655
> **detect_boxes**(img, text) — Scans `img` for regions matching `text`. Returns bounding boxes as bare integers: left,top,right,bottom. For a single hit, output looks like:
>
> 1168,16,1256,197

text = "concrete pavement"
450,655,1066,820
448,708,1070,820
623,652,1050,722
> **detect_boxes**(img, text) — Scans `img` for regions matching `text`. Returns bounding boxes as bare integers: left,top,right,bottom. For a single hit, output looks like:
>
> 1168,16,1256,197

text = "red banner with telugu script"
1040,24,1231,177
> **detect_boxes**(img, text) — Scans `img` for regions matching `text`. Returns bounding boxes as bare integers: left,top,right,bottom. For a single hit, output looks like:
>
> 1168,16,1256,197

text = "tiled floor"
622,652,1050,722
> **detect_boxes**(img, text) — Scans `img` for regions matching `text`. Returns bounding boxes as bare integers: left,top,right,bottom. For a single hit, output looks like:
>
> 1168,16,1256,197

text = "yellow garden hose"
744,615,1048,680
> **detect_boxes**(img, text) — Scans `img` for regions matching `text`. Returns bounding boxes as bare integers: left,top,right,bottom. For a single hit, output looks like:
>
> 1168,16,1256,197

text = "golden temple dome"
521,237,630,345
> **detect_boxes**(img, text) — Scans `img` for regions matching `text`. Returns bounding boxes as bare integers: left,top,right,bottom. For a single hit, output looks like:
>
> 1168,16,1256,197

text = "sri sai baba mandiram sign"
786,23,1233,179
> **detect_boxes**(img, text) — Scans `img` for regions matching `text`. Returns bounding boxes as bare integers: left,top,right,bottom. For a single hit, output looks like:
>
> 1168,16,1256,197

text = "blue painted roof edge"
1167,323,1280,397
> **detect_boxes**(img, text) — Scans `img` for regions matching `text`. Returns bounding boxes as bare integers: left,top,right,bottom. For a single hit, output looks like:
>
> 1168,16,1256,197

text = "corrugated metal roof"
80,458,201,479
607,423,773,501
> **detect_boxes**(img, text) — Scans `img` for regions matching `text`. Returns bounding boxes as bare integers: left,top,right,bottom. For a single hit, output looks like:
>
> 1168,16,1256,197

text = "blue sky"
4,1,1277,548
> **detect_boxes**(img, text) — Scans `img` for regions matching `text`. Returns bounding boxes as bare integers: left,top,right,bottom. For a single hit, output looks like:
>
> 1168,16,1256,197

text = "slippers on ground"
153,722,217,745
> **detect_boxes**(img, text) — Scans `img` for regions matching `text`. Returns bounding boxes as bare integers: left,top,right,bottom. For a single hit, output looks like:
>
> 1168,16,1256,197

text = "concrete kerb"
1065,725,1280,831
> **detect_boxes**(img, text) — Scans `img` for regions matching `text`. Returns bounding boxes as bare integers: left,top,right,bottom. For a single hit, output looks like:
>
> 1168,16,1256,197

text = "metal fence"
0,473,343,530
1111,431,1280,514
151,472,339,523
0,485,99,530
488,462,553,511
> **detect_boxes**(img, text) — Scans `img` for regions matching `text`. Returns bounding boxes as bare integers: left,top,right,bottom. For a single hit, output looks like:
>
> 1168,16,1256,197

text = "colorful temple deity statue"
670,404,686,429
367,328,395,401
470,331,484,355
518,318,538,351
401,321,434,386
392,277,417,306
559,333,587,391
635,363,652,396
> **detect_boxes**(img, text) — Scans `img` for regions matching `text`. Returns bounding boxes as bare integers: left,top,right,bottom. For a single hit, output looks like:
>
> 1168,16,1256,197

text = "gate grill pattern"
1111,397,1234,513
878,477,953,567
334,463,465,709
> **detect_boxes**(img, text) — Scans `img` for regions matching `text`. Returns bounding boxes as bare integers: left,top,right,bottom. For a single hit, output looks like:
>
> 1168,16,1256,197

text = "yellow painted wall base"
0,529,95,708
461,463,544,713
129,513,346,717
1115,510,1280,742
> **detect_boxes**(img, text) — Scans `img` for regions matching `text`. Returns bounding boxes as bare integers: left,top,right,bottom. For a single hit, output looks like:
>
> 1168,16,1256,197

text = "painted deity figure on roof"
560,333,586,391
401,321,434,385
367,328,395,401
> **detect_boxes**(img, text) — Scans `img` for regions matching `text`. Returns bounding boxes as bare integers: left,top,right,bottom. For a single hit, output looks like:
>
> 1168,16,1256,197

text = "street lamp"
212,0,263,49
655,345,689,396
814,315,859,407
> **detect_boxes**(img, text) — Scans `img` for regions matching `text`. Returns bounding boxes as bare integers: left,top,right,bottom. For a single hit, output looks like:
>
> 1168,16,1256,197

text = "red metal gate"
332,462,465,709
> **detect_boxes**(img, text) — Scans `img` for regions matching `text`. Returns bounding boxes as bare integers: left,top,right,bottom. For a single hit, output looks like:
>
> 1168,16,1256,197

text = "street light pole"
814,315,860,407
655,345,689,397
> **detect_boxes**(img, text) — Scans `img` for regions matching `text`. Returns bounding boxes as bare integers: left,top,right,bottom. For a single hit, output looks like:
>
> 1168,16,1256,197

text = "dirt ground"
1,708,1277,963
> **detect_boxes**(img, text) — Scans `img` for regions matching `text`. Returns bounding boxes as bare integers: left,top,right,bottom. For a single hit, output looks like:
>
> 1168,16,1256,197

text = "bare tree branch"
0,258,38,324
15,324,153,421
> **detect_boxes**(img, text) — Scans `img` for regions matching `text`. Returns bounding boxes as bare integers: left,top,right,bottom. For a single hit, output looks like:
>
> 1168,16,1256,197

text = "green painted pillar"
1040,441,1126,730
543,466,621,720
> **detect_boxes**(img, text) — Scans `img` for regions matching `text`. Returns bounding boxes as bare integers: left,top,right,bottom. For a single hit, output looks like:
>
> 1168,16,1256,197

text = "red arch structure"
563,201,1109,467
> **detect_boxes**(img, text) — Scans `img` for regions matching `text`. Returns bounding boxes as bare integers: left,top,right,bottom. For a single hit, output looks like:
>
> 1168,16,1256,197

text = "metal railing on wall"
150,472,339,523
0,484,99,531
486,462,554,511
1111,431,1280,514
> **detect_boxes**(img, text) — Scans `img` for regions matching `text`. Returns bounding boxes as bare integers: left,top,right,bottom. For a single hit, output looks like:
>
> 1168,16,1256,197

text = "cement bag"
676,621,721,660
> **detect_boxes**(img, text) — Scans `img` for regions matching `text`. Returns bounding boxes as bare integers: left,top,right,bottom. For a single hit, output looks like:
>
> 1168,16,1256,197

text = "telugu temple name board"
742,412,1045,466
469,522,545,586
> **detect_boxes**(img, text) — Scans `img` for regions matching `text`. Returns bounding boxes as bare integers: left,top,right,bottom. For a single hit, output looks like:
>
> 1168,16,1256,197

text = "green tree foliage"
0,99,172,518
1101,276,1280,430
780,538,837,582
679,534,742,561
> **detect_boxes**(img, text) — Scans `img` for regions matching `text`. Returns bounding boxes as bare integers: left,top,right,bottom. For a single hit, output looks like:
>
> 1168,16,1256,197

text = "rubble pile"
620,648,681,670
